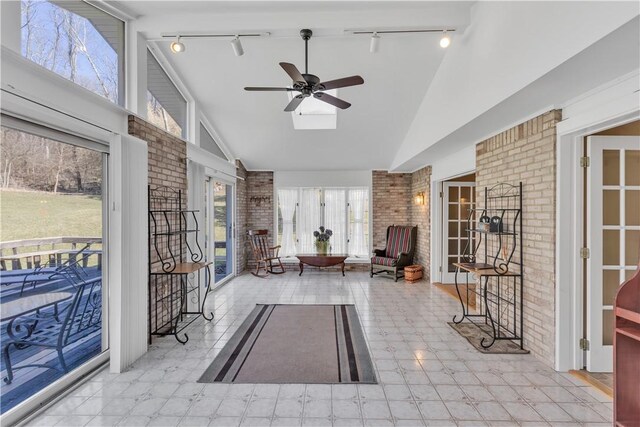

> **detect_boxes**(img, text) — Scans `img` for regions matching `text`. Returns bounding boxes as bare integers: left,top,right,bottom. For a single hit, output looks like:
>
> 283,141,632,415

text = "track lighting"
231,36,244,56
170,36,185,53
440,31,450,48
370,32,380,53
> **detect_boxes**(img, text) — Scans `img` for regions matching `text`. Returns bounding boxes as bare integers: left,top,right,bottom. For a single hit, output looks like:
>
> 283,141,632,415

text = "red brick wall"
411,166,432,278
245,171,274,268
235,160,248,273
371,171,413,251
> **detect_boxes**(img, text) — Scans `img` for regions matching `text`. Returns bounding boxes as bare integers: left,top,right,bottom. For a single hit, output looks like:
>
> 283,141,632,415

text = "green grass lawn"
0,190,102,242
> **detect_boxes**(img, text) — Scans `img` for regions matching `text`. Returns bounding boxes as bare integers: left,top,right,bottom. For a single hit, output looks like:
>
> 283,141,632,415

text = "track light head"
370,32,380,53
231,36,244,56
440,31,451,48
170,36,185,53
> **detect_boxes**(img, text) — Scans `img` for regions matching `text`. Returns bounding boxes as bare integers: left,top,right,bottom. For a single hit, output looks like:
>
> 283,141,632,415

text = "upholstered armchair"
370,225,418,282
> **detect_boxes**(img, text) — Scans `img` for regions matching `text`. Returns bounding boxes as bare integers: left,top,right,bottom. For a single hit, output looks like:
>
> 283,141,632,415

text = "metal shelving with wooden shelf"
452,182,526,350
148,186,213,344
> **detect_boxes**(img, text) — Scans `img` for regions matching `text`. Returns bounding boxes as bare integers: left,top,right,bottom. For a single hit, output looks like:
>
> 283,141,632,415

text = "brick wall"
235,160,248,273
128,115,187,339
371,171,412,251
475,110,561,366
410,166,432,278
245,171,274,268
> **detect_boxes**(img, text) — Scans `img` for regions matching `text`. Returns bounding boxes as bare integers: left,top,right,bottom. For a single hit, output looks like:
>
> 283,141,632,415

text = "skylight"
288,89,338,130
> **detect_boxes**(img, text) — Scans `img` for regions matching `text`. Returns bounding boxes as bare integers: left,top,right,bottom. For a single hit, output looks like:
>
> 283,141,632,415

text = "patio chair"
0,244,93,296
2,277,102,384
247,230,285,277
370,225,418,282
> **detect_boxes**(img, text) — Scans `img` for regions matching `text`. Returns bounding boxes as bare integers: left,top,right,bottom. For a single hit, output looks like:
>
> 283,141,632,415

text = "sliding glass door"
0,121,107,414
206,179,234,284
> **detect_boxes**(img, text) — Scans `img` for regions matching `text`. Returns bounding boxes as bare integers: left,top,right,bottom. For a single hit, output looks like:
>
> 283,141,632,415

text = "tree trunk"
53,145,64,193
71,146,83,192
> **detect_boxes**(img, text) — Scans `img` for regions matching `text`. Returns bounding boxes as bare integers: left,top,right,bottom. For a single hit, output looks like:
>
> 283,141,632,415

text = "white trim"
555,73,640,371
188,144,237,180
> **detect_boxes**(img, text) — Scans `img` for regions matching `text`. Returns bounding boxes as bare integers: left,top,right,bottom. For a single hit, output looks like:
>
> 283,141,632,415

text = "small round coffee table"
296,254,349,276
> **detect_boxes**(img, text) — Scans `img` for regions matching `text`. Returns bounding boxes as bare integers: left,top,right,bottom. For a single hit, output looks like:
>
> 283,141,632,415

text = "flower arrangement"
313,226,333,254
313,226,333,241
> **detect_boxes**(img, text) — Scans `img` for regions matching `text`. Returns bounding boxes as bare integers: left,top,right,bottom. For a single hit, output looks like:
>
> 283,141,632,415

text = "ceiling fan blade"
314,75,364,91
284,95,305,112
245,87,296,91
313,92,351,109
280,62,306,84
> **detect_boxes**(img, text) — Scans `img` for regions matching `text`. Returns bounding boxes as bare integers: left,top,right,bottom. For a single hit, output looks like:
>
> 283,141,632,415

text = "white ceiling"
118,1,473,170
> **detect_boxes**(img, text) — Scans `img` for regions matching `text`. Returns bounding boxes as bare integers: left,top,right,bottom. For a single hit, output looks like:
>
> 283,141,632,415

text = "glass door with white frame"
586,136,640,372
206,179,234,284
0,123,107,413
442,182,476,283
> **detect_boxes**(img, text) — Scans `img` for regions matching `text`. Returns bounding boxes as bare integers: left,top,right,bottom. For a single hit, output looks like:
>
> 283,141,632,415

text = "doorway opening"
205,179,234,286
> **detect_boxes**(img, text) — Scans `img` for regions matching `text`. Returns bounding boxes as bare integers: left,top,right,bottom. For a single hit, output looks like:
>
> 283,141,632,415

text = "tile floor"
27,272,612,426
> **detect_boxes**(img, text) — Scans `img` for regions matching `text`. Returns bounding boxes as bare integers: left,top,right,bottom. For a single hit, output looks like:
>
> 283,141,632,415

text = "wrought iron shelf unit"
148,186,213,345
452,182,526,351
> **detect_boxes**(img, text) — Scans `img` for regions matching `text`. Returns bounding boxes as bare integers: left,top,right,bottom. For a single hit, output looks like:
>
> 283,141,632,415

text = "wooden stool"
404,265,423,283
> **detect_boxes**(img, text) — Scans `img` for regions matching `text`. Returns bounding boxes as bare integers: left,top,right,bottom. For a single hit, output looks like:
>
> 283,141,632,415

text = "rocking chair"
247,230,286,277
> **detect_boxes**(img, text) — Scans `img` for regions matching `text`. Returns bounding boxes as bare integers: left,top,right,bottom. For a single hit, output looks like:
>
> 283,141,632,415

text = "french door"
586,135,640,372
206,179,234,284
442,182,476,283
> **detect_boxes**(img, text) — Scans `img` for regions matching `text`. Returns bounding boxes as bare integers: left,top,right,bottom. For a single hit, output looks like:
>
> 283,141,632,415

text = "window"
277,187,369,257
147,50,187,138
0,118,107,413
200,123,228,160
287,89,338,130
21,0,125,104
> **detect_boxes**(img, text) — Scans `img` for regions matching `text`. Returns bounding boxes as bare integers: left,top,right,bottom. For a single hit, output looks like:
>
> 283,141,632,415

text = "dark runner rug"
449,322,530,354
198,304,377,384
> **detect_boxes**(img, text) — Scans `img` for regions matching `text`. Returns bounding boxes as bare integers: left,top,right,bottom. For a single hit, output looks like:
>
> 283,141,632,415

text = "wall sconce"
414,192,425,205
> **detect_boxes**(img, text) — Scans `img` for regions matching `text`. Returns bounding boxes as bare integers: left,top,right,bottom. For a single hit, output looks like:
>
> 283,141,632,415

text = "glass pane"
200,124,228,160
603,270,621,306
21,0,124,104
448,221,458,238
460,186,471,202
603,190,620,225
448,204,459,220
625,150,640,186
448,239,458,257
147,50,187,138
626,269,635,281
214,183,233,281
603,230,620,266
460,239,469,255
461,203,472,219
449,186,459,203
603,309,614,346
626,190,640,226
0,126,105,412
603,150,620,186
625,230,640,266
448,256,458,272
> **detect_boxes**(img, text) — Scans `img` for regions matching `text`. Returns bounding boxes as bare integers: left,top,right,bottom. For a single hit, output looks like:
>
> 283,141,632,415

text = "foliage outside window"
21,0,124,105
277,187,370,258
147,49,187,139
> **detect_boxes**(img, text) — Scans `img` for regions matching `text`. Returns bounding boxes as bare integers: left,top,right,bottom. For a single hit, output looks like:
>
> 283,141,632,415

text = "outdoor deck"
0,267,103,413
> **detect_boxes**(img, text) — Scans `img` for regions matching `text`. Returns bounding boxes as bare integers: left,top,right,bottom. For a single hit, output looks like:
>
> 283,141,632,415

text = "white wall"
275,170,371,188
392,1,638,171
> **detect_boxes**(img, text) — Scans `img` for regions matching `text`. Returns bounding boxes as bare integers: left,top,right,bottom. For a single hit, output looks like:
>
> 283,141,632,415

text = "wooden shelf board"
454,262,520,277
616,307,640,324
151,262,212,275
617,326,640,342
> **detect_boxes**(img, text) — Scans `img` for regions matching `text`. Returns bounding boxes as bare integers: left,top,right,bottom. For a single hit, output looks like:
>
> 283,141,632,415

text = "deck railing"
0,237,102,271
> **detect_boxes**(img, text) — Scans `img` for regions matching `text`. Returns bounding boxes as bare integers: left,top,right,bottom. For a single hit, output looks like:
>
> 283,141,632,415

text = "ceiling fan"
244,29,364,112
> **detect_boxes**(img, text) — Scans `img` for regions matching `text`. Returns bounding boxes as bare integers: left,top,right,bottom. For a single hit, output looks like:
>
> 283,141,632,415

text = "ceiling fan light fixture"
440,31,451,48
170,36,185,53
370,32,380,53
231,36,244,56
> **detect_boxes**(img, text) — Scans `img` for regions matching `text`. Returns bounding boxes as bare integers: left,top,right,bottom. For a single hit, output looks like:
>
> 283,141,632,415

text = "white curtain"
298,188,321,253
278,189,298,257
349,188,369,257
324,189,347,254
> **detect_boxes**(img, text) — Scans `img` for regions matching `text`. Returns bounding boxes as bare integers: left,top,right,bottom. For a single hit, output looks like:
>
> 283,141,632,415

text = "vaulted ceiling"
120,1,639,172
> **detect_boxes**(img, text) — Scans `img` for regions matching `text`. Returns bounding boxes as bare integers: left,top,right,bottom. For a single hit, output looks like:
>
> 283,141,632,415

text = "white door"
442,181,476,283
587,136,640,372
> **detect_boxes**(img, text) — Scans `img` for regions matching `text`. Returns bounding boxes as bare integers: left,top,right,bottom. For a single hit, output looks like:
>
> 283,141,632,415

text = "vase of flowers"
313,226,333,255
